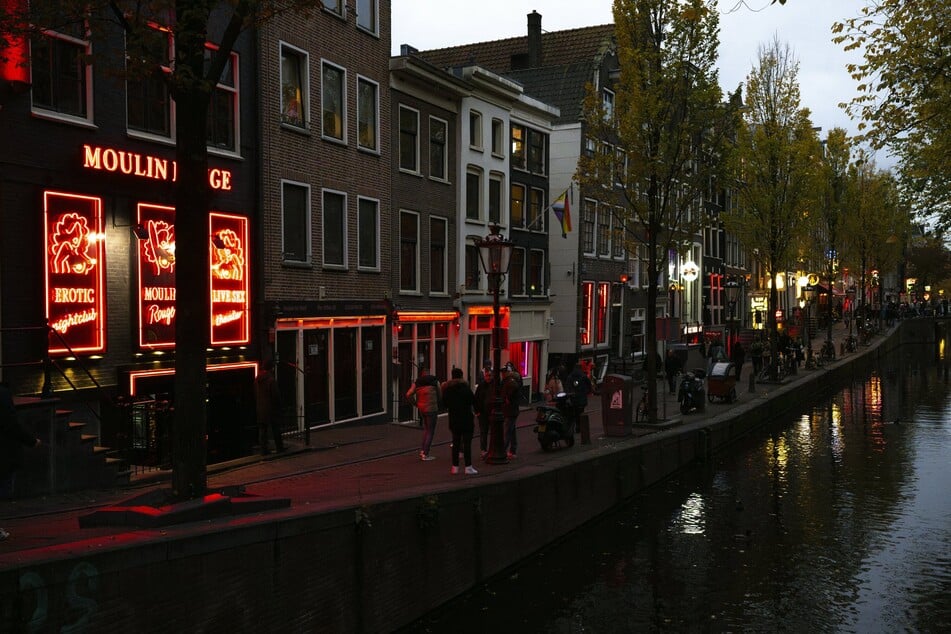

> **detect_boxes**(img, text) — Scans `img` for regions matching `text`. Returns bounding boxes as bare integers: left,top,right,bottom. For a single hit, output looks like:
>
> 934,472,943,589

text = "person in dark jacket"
730,340,746,381
0,384,42,541
472,367,494,459
664,349,682,394
254,360,285,455
500,366,522,459
442,368,478,475
406,367,441,461
566,363,592,421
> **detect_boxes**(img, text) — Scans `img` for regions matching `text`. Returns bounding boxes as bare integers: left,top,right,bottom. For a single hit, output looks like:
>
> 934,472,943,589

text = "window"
598,205,611,256
358,197,379,270
282,181,310,263
509,248,525,296
596,283,610,344
510,184,526,229
356,0,378,34
430,217,447,294
469,110,482,149
357,76,378,151
601,143,613,186
529,250,544,294
30,25,91,122
602,88,615,121
528,188,543,231
488,173,503,225
581,282,594,346
527,129,545,174
511,124,526,170
280,44,307,128
400,211,419,292
582,199,596,255
206,46,238,152
127,25,172,138
429,117,447,180
399,106,419,172
322,0,343,16
466,167,482,221
322,190,346,267
465,245,481,291
612,208,625,258
615,147,626,186
491,118,504,156
321,61,345,141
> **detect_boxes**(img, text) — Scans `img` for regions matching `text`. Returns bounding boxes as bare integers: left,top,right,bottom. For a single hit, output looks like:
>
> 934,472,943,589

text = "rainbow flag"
551,186,572,238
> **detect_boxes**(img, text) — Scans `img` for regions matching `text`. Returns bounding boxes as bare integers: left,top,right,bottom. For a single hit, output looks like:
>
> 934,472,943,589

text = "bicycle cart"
707,362,737,403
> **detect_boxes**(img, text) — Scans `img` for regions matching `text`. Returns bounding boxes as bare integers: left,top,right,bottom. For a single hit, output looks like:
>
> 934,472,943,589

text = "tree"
577,0,737,421
905,233,951,304
722,37,820,379
833,1,951,231
2,0,304,500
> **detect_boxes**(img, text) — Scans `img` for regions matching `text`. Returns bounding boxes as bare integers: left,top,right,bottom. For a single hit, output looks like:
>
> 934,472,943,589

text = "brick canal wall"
0,323,924,632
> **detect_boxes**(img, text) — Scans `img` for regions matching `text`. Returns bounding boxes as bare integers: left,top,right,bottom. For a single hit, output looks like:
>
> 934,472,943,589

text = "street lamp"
475,223,513,465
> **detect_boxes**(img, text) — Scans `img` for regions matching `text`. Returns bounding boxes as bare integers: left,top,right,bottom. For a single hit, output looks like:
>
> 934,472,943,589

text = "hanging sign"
44,191,106,354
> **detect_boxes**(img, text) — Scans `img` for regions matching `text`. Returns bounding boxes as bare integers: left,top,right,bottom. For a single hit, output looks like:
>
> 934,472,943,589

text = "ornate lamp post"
475,224,513,465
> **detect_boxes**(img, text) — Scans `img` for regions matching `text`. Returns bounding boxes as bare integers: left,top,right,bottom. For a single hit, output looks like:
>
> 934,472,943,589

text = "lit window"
511,124,526,170
357,76,379,151
358,197,379,270
321,61,345,141
280,44,307,128
581,282,594,346
322,190,346,267
282,181,310,263
596,282,610,344
399,105,419,172
31,25,91,122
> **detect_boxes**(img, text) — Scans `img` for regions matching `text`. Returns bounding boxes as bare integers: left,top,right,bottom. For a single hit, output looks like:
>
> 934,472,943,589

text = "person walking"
0,384,42,541
442,368,478,475
254,360,285,455
500,365,522,459
664,349,682,394
406,366,441,461
472,368,493,459
730,340,746,381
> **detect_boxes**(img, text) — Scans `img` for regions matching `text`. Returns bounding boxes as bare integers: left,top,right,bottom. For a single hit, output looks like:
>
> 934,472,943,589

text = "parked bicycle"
819,339,836,363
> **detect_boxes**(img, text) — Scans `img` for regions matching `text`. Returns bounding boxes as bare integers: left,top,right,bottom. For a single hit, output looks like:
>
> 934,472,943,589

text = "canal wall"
0,323,922,632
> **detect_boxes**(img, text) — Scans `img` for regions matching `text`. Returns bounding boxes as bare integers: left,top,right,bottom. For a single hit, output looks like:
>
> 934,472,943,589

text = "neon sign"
137,203,177,348
82,144,233,191
44,191,106,354
209,212,250,345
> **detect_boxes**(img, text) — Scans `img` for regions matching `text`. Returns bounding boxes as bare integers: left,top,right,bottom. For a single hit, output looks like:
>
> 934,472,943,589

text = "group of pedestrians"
406,360,594,475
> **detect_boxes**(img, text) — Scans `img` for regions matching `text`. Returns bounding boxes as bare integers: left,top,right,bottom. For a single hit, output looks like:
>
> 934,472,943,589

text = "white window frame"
469,109,483,150
603,87,615,121
429,216,448,295
399,104,420,174
281,179,311,265
321,59,347,143
356,0,378,35
491,118,504,157
279,42,309,130
428,116,448,181
357,196,380,271
356,75,379,152
465,166,483,222
399,210,421,294
322,188,348,269
488,171,504,226
322,0,344,17
30,27,94,126
205,44,240,156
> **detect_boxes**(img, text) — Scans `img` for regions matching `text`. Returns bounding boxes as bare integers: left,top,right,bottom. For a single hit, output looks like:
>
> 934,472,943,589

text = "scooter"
533,392,577,451
678,368,706,414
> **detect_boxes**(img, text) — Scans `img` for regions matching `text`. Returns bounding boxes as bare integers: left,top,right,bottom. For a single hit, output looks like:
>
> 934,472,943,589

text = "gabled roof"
417,24,616,124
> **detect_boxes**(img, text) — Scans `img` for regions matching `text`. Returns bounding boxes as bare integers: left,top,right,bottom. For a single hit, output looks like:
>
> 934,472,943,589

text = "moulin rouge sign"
82,144,233,191
136,205,250,348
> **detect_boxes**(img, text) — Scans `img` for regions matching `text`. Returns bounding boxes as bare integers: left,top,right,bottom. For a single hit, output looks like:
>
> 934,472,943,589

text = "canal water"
406,334,951,633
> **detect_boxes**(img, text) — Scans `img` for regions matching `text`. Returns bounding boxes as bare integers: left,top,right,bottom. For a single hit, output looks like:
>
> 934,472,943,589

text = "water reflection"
407,335,951,633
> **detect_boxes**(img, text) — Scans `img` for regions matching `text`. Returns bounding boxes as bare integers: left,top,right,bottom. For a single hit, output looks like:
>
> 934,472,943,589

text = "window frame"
529,249,545,295
356,75,379,152
429,216,448,295
469,110,483,150
399,105,420,174
491,118,504,157
125,24,174,141
581,198,597,256
357,196,380,271
509,247,526,297
527,128,545,174
399,210,421,294
321,0,344,17
488,172,503,225
465,166,483,222
321,189,348,269
581,282,594,346
281,180,311,265
428,116,448,181
356,0,378,35
321,59,347,143
510,124,526,170
528,188,544,232
30,26,93,125
279,42,308,130
510,183,526,229
205,44,240,155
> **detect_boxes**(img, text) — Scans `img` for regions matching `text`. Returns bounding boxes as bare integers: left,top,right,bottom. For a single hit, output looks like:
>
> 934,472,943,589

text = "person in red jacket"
406,367,442,461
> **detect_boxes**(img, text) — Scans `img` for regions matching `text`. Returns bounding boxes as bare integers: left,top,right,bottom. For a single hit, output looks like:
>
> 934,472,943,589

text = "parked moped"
678,368,706,414
533,392,577,451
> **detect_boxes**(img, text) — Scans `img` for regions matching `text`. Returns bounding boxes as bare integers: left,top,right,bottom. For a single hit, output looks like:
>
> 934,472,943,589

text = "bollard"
748,372,755,393
580,413,591,444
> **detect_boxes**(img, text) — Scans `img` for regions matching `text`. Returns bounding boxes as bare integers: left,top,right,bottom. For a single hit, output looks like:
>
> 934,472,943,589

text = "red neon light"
209,212,250,346
0,0,30,90
137,203,177,349
128,361,259,395
44,191,106,354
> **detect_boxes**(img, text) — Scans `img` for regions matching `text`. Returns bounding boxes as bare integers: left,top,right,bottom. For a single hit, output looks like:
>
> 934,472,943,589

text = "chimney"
528,10,542,68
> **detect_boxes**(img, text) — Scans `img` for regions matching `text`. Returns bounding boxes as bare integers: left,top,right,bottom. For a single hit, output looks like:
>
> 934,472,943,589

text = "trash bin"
601,373,633,437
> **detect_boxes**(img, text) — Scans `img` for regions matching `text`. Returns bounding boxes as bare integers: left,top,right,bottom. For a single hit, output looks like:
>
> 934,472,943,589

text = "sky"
392,0,894,170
